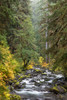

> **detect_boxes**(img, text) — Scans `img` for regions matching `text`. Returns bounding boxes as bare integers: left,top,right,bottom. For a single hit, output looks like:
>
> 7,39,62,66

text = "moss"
15,82,19,85
49,84,59,94
53,86,59,92
10,94,21,100
35,69,42,73
50,84,67,94
26,74,31,77
19,74,30,80
13,80,17,83
60,86,67,92
19,76,24,80
42,72,47,75
63,85,67,89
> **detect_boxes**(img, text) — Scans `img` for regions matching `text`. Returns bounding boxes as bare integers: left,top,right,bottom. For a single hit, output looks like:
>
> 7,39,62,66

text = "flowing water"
14,67,64,100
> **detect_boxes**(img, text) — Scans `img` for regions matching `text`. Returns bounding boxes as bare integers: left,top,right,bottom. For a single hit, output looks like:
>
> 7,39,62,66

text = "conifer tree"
46,0,67,75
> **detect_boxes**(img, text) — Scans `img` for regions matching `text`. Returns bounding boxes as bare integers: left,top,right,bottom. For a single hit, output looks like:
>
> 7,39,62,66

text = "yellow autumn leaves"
39,57,48,67
0,40,18,100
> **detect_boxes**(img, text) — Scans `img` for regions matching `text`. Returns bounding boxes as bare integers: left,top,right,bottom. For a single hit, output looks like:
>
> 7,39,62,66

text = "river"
12,66,65,100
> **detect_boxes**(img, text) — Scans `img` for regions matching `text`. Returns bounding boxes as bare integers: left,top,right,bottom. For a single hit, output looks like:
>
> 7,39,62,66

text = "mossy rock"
19,76,25,80
49,85,67,94
35,69,42,73
14,82,22,89
15,82,20,85
49,86,59,94
24,74,31,78
63,85,67,89
10,86,14,91
13,80,17,83
21,82,26,88
35,82,41,86
58,86,67,93
10,94,21,100
27,74,31,77
45,78,50,81
42,72,47,75
19,74,30,81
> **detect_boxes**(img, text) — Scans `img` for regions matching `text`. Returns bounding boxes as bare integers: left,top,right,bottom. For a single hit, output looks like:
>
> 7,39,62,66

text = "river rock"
35,82,41,86
45,98,52,100
45,77,50,81
49,85,67,94
57,86,67,93
30,79,36,82
14,82,22,89
9,86,14,91
8,80,13,85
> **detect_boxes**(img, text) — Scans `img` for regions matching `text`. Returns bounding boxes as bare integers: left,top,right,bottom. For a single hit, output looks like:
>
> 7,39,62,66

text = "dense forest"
0,0,67,100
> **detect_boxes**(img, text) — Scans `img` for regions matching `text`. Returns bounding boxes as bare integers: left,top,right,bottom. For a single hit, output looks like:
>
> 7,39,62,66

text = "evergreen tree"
48,0,67,75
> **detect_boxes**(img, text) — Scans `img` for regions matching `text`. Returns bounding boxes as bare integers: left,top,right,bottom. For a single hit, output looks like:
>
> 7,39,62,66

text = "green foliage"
33,0,67,75
0,34,18,100
15,17,38,61
0,0,39,99
47,0,67,75
13,4,39,68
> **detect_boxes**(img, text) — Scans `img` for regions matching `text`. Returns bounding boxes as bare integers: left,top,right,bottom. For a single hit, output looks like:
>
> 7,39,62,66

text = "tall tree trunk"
23,59,30,68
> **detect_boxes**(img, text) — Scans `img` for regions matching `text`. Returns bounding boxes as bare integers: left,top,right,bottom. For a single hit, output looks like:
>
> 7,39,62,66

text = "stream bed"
11,67,67,100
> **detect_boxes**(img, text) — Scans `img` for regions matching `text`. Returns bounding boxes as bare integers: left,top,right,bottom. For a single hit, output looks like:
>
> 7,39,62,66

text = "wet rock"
16,74,21,79
26,69,33,74
56,94,67,100
30,79,36,82
45,98,52,100
53,79,59,85
45,78,50,81
63,82,67,89
35,82,41,86
14,82,22,89
34,69,42,73
62,93,67,100
40,79,44,83
10,94,21,100
21,82,26,86
57,86,67,93
19,74,31,81
8,79,17,86
49,88,59,94
9,86,14,91
49,85,67,94
48,74,53,77
48,83,52,86
19,76,26,81
42,72,47,76
64,77,67,81
53,77,65,87
8,80,13,85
